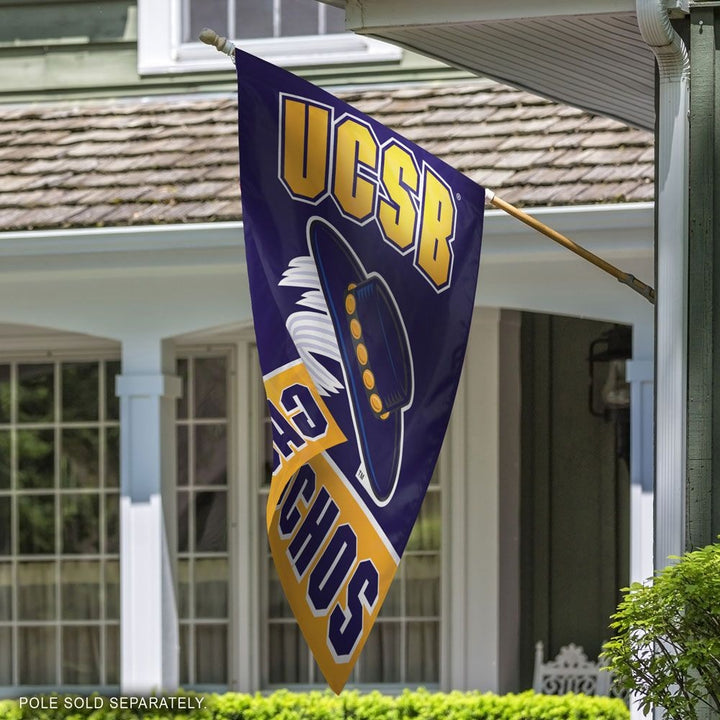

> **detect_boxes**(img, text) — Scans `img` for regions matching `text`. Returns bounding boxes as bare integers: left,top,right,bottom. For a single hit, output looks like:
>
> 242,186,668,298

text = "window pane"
105,427,119,488
17,429,54,489
186,0,228,43
178,559,190,619
0,364,9,423
19,626,56,684
268,562,292,618
106,492,119,554
406,555,440,617
262,416,273,488
280,0,319,37
406,490,440,551
106,624,120,685
406,621,439,683
0,430,10,490
61,428,99,488
268,624,309,684
177,425,188,487
18,494,55,554
62,362,98,422
105,560,120,620
18,561,55,620
0,562,11,620
362,622,401,682
235,0,273,39
194,357,227,418
61,560,100,620
179,624,191,685
105,361,120,421
18,363,54,423
63,625,100,684
195,558,228,619
379,565,402,617
195,424,227,486
0,496,9,555
0,627,11,684
178,490,189,553
177,359,188,420
62,494,99,554
195,623,227,684
195,491,227,552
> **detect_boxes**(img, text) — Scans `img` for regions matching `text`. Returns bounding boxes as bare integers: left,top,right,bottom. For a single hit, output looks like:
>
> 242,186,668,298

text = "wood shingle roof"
0,79,654,232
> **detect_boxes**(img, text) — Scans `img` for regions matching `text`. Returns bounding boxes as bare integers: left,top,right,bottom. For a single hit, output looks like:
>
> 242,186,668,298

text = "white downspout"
636,0,689,571
634,4,689,718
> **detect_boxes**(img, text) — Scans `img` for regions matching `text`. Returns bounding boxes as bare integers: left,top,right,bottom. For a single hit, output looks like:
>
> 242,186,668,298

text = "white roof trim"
344,0,637,29
0,204,653,265
0,221,245,257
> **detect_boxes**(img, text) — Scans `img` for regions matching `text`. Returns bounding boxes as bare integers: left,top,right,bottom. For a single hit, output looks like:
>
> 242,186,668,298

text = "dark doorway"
518,313,630,688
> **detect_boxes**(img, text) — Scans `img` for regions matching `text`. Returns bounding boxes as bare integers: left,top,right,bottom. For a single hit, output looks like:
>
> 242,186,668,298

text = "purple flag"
236,48,485,692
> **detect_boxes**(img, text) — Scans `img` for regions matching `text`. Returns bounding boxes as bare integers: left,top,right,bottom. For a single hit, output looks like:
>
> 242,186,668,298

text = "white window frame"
174,345,235,692
0,347,122,697
137,0,401,76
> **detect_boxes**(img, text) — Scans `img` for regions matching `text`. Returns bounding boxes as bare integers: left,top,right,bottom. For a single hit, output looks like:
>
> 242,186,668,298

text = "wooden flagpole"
198,29,656,306
487,190,655,304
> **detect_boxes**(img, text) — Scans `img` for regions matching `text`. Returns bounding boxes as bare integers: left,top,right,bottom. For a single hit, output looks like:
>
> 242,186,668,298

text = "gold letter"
332,118,378,222
417,167,455,289
378,141,418,252
281,97,330,201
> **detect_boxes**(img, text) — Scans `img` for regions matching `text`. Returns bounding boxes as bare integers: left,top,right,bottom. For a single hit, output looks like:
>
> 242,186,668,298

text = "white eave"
0,205,654,327
330,0,661,130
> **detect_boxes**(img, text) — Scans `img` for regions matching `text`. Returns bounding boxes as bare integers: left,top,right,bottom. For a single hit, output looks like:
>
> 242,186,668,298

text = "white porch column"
627,324,654,720
117,337,182,693
445,308,521,692
627,327,654,586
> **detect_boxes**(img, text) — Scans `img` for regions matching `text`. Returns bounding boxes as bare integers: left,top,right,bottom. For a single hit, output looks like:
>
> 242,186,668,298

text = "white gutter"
0,204,654,264
636,0,690,567
0,221,245,257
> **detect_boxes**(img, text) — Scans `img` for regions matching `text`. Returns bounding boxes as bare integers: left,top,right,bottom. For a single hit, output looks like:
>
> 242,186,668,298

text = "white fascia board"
0,204,653,263
481,201,654,263
344,0,636,31
0,221,244,257
0,204,653,269
0,222,246,278
476,201,654,327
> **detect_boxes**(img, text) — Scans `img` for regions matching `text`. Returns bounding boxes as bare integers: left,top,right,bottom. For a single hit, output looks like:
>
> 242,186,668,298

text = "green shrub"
0,689,628,720
602,541,720,719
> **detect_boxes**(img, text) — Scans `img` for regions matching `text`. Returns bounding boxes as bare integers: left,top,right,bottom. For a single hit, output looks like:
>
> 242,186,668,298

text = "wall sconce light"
588,324,632,465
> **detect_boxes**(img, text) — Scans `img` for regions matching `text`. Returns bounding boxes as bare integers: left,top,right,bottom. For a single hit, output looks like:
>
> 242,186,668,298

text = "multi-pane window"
137,0,399,76
0,359,120,688
182,0,345,44
176,352,231,688
257,373,442,687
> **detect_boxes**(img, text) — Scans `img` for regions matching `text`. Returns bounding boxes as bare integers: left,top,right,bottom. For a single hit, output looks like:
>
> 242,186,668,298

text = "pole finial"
199,27,236,60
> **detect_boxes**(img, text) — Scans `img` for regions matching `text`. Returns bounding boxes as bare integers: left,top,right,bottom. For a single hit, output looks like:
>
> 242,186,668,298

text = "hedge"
0,689,629,720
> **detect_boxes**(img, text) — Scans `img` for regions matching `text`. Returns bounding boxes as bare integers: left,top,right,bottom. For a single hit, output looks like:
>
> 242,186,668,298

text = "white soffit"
345,7,656,130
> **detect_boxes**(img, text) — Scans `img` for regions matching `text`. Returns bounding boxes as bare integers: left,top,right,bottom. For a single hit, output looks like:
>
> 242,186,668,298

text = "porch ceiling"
334,2,657,130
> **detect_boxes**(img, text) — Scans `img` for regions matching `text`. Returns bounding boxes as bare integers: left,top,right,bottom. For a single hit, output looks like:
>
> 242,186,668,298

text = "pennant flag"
236,48,485,692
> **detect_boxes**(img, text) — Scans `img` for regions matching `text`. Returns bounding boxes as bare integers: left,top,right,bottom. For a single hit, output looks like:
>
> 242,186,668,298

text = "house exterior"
0,0,655,700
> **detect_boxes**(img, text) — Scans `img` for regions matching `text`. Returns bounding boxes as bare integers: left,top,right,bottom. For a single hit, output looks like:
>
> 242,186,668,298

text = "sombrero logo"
278,94,458,292
279,218,414,506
